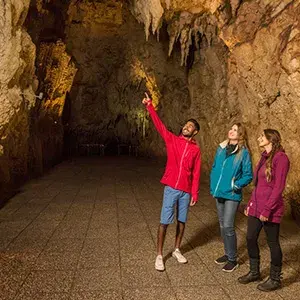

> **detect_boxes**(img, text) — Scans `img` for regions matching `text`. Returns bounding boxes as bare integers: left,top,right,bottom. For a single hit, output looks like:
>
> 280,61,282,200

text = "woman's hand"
259,215,268,222
244,206,249,216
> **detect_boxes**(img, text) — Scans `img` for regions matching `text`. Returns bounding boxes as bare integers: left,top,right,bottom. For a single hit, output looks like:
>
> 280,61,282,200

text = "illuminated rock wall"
32,40,77,169
0,0,37,201
130,0,300,190
65,1,190,155
0,1,77,203
1,0,299,203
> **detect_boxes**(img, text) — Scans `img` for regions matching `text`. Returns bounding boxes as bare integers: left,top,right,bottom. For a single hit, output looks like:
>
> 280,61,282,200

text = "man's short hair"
187,119,200,131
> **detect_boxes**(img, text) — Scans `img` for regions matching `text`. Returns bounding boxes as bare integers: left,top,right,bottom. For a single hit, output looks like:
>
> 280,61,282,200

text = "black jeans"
246,216,282,267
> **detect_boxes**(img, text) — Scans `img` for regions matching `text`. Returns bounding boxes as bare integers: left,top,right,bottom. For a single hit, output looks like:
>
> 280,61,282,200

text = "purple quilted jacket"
247,151,290,223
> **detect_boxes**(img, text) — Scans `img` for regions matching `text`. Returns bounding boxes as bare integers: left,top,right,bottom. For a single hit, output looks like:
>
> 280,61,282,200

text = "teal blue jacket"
210,140,253,201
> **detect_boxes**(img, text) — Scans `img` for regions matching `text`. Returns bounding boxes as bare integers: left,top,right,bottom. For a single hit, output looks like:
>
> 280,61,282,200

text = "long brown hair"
264,129,284,182
232,122,248,149
231,123,249,164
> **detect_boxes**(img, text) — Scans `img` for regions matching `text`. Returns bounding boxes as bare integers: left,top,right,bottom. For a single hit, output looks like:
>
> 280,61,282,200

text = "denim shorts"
160,186,191,224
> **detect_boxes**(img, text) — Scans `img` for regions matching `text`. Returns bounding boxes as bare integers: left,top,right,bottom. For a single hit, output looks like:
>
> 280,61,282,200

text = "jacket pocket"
231,177,235,190
231,177,242,195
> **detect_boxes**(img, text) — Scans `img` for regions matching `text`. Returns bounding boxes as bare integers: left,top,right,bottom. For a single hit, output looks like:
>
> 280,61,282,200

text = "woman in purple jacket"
238,129,290,292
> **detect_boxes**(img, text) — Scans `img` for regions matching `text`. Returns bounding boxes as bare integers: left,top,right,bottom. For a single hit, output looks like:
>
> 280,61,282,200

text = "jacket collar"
261,150,285,158
179,134,197,144
261,150,277,158
262,151,270,157
219,140,239,154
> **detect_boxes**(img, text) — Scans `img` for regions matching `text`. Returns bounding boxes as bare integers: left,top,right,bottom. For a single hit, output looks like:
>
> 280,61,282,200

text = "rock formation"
65,0,189,156
129,0,300,190
0,0,37,201
0,1,76,204
0,0,299,204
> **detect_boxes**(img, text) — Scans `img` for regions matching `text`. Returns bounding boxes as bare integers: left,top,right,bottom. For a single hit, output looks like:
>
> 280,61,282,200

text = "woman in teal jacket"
210,123,253,272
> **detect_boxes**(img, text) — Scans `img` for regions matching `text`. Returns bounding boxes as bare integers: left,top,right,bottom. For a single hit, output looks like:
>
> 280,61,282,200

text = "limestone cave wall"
65,0,190,156
129,0,300,191
0,0,77,204
0,0,299,204
223,1,300,190
65,0,300,191
24,0,77,171
0,0,37,202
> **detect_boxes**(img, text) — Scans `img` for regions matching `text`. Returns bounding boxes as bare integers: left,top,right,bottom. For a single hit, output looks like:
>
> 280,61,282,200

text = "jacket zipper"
213,159,227,197
214,147,240,197
175,142,189,189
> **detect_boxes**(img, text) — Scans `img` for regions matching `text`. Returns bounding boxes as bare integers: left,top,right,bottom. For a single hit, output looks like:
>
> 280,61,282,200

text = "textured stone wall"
0,0,37,202
223,1,300,189
1,0,299,203
0,1,77,204
129,0,300,192
66,0,300,188
31,40,77,169
65,0,190,156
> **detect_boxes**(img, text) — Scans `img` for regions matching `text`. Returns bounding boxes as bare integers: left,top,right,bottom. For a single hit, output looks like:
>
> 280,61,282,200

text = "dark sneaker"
222,261,239,272
214,255,228,265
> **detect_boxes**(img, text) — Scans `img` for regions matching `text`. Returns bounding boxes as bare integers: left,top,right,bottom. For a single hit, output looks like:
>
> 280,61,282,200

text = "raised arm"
142,93,172,142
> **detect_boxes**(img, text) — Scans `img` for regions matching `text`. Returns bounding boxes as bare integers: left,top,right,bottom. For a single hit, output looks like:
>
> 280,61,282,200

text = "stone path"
1,157,300,300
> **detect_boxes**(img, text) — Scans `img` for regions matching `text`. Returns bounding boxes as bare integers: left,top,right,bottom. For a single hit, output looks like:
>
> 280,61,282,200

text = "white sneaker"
172,249,188,264
155,255,165,271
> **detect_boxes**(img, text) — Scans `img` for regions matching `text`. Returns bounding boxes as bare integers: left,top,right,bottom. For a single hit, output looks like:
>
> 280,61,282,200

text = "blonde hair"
233,122,248,149
231,123,249,164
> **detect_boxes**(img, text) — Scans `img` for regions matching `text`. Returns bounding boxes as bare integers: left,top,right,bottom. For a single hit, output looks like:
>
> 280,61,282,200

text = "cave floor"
1,156,300,300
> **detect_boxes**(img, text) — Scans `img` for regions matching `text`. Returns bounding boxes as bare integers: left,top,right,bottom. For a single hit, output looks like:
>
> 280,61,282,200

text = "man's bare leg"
157,224,168,255
175,221,185,249
172,221,188,263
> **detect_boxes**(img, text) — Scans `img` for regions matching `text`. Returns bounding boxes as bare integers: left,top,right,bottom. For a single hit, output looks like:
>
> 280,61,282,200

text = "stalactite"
165,0,171,10
129,1,220,65
180,26,192,66
166,11,217,65
129,0,164,41
167,11,193,58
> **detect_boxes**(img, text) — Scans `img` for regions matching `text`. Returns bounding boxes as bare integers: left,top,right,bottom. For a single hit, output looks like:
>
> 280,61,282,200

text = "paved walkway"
1,157,300,300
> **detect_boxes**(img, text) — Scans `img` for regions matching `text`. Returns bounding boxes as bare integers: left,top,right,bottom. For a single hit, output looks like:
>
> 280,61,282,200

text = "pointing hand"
142,92,151,105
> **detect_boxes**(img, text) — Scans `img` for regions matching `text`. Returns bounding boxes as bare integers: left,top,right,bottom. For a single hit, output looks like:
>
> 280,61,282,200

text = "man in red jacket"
142,93,201,272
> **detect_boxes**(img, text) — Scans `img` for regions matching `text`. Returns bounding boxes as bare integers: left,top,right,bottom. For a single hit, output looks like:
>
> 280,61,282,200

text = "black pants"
247,216,282,267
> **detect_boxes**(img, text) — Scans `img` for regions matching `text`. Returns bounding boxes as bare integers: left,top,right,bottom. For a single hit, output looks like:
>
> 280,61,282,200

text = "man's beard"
182,130,193,138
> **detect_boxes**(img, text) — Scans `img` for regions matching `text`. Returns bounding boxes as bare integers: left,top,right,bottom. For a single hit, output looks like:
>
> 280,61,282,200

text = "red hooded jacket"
146,103,201,201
